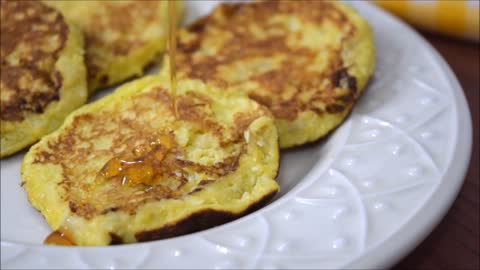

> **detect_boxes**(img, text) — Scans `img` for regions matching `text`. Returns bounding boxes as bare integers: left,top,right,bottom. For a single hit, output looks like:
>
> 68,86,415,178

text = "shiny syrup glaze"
43,135,174,245
99,134,174,186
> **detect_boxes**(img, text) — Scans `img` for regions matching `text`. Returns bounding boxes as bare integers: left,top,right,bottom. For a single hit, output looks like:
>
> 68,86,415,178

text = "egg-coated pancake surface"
1,0,87,158
173,0,375,148
44,0,184,92
22,75,279,246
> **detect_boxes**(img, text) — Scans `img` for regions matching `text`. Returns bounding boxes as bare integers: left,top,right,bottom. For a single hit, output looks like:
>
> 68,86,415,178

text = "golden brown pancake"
1,0,87,158
171,0,375,148
44,0,184,92
22,75,279,246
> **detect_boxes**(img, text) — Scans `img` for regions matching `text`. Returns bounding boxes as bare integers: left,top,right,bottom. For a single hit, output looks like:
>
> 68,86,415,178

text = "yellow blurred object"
373,0,479,41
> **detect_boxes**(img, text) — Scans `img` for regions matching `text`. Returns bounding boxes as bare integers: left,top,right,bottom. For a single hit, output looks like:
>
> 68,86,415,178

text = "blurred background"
373,0,479,42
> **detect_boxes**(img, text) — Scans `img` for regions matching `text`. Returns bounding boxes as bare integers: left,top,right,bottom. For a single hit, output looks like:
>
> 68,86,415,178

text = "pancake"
0,0,87,158
44,0,184,93
171,0,375,148
21,75,279,246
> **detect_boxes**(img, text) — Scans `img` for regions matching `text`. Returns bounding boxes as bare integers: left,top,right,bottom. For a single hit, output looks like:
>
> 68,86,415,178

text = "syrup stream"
168,1,177,117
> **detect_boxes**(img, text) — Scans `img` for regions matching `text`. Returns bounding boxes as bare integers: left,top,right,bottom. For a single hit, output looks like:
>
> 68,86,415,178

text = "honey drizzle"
168,0,177,117
99,134,174,187
44,230,75,246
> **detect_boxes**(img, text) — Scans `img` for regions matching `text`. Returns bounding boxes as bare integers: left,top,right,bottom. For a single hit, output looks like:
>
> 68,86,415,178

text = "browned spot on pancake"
99,75,109,86
176,0,359,121
109,233,123,245
186,17,208,33
190,179,217,194
326,103,346,114
331,68,357,93
0,0,67,121
32,87,260,219
100,207,119,215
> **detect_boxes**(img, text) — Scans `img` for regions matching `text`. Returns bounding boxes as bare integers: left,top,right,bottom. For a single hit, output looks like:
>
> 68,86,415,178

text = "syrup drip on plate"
44,230,74,246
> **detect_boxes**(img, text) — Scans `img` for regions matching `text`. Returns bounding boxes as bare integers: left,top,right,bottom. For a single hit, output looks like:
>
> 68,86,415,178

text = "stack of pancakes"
2,0,375,246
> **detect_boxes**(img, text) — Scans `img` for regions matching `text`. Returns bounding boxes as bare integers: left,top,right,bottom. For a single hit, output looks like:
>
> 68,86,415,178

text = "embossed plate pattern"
0,1,472,269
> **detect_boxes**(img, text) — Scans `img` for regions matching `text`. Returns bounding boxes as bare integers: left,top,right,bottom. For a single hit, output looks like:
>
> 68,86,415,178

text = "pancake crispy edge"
44,0,184,93
171,0,375,148
21,74,279,246
1,0,87,158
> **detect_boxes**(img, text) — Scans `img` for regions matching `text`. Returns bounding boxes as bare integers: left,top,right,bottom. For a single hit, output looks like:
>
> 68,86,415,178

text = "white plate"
0,1,472,269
